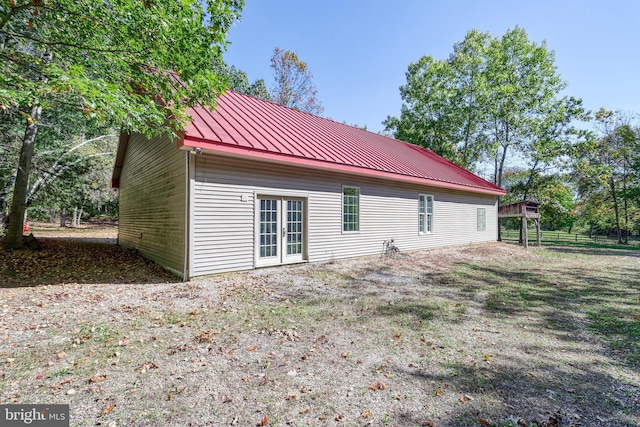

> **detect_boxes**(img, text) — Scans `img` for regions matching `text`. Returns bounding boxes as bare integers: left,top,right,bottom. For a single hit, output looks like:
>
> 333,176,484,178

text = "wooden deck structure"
498,200,541,248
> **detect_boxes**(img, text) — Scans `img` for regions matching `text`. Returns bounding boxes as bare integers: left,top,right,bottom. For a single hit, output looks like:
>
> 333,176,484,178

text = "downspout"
183,150,190,281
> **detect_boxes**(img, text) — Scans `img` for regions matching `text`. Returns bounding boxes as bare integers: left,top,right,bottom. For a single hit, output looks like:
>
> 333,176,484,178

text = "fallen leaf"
102,404,115,414
134,361,158,373
53,379,72,389
286,394,296,400
479,419,491,426
484,354,493,362
361,409,372,418
422,422,437,427
527,372,536,377
258,415,269,426
247,345,258,351
435,387,442,396
458,396,467,403
367,382,387,391
89,375,107,383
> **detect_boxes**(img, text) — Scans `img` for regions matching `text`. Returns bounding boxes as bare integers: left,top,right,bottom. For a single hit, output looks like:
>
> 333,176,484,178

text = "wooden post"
522,216,528,249
535,218,541,246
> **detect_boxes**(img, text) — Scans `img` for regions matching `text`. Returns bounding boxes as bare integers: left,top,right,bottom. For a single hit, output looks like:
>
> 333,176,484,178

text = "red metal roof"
179,91,505,196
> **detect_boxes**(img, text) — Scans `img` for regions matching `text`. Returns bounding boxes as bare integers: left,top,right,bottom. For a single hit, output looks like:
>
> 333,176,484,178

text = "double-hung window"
342,186,360,232
477,208,486,231
419,194,433,234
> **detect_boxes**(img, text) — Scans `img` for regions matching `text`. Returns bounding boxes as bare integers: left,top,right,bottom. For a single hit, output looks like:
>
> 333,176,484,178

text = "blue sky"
224,1,640,133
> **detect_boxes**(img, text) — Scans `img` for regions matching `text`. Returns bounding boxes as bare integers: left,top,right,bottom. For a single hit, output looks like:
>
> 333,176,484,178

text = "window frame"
477,207,486,231
342,185,360,233
419,194,434,234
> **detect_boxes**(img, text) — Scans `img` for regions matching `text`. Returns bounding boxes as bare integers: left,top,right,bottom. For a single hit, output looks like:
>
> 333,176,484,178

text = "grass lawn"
1,227,639,426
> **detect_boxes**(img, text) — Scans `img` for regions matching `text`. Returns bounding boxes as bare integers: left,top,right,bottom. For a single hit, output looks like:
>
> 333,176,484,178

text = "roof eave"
111,131,131,189
180,136,506,197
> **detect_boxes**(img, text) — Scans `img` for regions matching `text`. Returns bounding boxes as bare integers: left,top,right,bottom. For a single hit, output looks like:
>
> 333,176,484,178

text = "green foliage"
269,47,323,115
502,169,576,231
571,109,640,241
384,29,491,169
1,0,243,247
211,57,271,101
1,0,243,136
385,27,586,187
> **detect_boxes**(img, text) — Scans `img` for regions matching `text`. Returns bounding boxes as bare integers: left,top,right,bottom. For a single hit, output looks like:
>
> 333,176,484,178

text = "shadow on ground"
0,236,179,287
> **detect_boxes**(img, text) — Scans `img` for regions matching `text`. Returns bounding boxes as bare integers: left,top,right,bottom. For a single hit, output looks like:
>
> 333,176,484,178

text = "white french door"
257,196,305,267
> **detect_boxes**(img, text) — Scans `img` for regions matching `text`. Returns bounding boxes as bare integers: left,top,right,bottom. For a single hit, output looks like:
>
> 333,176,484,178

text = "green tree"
384,30,491,169
385,27,584,188
572,109,639,243
502,169,576,231
269,47,323,115
1,0,243,248
211,57,271,101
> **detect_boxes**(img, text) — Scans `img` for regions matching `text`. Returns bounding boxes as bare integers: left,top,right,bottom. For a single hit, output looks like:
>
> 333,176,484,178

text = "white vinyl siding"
117,133,187,278
477,208,486,231
419,194,433,234
191,155,499,277
342,186,360,232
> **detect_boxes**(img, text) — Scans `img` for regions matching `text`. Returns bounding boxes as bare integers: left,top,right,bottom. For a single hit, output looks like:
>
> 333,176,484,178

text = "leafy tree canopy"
1,0,243,248
385,27,586,187
1,0,243,135
211,57,271,101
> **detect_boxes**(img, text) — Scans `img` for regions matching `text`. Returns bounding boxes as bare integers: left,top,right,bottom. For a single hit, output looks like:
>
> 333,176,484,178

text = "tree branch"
27,135,115,202
0,2,37,32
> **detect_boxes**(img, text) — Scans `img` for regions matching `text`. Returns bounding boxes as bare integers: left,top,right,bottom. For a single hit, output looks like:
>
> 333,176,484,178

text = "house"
112,91,505,279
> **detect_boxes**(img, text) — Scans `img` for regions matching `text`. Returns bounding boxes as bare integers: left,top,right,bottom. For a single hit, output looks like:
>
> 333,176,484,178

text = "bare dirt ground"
1,224,639,426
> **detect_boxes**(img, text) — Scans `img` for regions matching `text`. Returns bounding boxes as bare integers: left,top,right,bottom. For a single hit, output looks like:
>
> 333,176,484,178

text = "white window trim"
342,185,360,234
419,194,434,235
477,207,486,231
253,192,309,269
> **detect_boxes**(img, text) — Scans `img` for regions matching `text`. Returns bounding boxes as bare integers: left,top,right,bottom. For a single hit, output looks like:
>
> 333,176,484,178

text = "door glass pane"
287,200,303,255
259,199,278,258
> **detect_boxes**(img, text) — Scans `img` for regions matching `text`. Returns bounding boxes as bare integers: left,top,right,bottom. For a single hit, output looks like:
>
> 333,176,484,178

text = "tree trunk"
623,170,629,244
6,104,42,249
71,206,78,228
60,208,67,227
609,178,622,244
